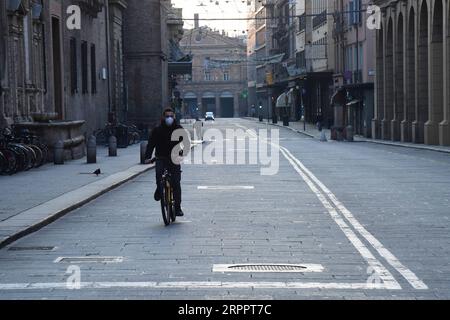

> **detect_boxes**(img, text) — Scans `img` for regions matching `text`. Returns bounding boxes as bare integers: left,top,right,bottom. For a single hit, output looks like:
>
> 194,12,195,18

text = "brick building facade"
177,16,248,118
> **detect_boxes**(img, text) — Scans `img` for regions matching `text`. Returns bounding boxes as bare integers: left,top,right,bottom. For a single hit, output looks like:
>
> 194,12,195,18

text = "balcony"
77,0,104,17
312,10,327,29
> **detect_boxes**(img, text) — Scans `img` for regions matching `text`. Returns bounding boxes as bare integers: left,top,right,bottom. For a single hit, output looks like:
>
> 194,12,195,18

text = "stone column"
425,1,441,145
439,0,450,146
373,28,384,139
412,4,423,144
402,5,414,143
382,13,392,140
391,8,401,142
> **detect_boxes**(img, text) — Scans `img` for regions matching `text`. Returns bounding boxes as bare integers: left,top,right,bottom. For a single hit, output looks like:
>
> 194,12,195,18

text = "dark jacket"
145,121,185,162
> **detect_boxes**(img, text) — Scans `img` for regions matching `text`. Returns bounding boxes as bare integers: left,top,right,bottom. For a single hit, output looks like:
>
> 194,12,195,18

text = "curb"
243,117,316,138
0,164,154,249
0,141,204,249
242,118,450,154
355,138,450,154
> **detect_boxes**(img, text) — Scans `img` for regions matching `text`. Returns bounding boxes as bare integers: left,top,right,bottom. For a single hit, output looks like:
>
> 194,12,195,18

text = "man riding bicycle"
145,108,185,217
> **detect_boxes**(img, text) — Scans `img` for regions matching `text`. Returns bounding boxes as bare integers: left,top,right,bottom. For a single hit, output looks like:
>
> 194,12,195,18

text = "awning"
331,87,347,106
276,92,289,108
168,61,192,75
168,39,192,75
346,99,361,107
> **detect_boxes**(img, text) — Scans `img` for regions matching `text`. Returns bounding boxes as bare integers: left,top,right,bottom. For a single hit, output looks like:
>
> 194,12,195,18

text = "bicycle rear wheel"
160,181,172,226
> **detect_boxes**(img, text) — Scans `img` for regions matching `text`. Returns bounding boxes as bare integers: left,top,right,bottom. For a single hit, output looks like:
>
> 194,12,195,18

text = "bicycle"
150,157,177,226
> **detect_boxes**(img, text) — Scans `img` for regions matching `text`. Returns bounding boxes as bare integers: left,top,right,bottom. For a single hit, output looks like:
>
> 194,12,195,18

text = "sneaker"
154,189,161,201
175,208,184,217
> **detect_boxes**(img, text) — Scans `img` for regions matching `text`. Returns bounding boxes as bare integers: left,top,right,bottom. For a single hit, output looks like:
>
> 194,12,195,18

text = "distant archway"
202,92,216,115
183,92,197,116
220,92,234,118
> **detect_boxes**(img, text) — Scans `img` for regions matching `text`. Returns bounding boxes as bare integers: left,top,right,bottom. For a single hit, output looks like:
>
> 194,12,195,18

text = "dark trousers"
156,159,182,209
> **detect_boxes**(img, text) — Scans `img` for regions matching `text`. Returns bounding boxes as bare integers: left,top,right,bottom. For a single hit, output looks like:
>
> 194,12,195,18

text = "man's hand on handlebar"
144,158,156,165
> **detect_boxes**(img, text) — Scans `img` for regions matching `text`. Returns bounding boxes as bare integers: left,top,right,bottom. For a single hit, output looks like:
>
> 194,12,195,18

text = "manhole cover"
213,264,324,273
8,246,56,251
54,256,123,264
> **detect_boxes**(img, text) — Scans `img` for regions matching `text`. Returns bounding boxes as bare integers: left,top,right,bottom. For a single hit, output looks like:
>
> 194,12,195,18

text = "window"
90,44,97,94
223,71,230,81
70,38,78,94
204,71,211,81
81,41,88,94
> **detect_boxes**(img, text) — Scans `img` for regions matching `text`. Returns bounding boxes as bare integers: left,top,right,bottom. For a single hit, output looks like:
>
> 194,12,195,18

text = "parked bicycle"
0,128,49,176
94,123,143,147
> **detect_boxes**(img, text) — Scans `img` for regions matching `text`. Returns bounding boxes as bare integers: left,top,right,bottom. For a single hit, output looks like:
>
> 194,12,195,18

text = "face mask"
165,116,174,126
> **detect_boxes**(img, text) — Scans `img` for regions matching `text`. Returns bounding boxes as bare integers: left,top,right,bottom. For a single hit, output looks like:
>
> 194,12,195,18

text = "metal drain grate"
213,263,324,273
8,246,56,251
54,256,123,264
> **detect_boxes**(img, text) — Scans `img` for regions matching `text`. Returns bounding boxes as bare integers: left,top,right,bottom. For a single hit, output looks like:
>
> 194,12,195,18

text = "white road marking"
54,256,124,264
197,186,255,190
238,123,427,290
213,263,324,273
279,146,428,290
278,147,401,290
0,281,395,291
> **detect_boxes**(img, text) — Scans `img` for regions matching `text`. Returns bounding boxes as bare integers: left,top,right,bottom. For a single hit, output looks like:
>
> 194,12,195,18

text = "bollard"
54,140,64,165
87,135,97,163
140,141,148,164
346,125,354,142
320,130,328,142
108,136,117,157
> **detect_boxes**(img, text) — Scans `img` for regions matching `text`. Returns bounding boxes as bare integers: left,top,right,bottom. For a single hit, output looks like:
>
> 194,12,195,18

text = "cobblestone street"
0,119,449,299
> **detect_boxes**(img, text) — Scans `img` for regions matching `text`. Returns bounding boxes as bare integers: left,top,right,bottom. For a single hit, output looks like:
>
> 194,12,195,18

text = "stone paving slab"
0,140,202,250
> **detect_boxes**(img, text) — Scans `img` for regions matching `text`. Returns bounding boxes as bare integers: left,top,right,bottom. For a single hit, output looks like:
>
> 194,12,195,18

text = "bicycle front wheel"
160,181,171,226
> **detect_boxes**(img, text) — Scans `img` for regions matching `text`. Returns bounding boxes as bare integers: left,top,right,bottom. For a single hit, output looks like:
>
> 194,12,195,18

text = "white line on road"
197,186,255,190
278,147,401,290
279,146,428,290
239,123,427,290
0,281,396,291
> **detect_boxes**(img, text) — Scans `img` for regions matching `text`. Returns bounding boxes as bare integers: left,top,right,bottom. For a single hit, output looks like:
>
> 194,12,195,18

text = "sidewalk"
0,137,203,249
244,117,450,154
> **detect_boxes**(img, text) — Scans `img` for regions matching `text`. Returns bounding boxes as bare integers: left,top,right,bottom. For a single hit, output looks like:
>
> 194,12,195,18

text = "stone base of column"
412,121,424,144
391,119,401,141
400,120,412,142
371,119,380,139
381,119,391,140
424,121,439,145
439,120,450,146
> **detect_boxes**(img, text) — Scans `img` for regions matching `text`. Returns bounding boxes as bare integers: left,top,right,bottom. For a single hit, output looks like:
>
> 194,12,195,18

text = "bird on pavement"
93,169,101,176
